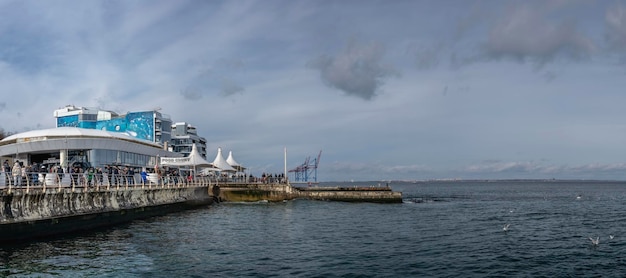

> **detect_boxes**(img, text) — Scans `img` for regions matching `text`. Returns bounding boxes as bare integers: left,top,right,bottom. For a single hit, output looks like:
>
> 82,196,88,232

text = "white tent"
212,147,237,172
226,150,246,172
160,144,220,172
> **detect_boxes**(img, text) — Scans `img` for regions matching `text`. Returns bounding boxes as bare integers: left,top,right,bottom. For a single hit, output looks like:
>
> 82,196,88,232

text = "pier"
217,183,403,203
0,173,216,242
0,172,402,242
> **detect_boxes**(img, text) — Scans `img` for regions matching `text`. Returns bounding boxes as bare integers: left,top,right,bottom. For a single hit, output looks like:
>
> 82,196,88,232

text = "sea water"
1,180,626,277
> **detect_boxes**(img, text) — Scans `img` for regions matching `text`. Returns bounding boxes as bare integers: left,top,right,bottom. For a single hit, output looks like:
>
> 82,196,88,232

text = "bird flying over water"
589,237,599,246
503,224,510,232
610,235,615,240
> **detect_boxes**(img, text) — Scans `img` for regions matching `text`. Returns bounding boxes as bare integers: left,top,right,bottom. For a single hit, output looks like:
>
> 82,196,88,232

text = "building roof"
1,127,159,146
0,127,178,158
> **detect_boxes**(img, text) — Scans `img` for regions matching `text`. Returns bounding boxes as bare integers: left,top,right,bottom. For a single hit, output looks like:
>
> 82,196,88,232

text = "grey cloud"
220,78,244,96
605,4,626,52
180,87,203,100
215,57,245,71
466,161,543,174
326,161,432,180
465,160,626,178
409,42,442,70
189,58,246,99
543,70,557,82
309,39,397,101
484,4,594,67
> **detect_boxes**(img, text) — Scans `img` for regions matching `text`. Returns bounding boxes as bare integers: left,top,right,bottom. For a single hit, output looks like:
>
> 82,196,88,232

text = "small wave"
403,198,445,204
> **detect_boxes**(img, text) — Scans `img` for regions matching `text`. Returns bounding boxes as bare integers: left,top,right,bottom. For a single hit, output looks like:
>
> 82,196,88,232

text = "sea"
2,180,626,277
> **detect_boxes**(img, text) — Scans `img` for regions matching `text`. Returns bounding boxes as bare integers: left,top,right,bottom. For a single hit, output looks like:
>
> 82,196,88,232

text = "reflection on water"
1,229,154,277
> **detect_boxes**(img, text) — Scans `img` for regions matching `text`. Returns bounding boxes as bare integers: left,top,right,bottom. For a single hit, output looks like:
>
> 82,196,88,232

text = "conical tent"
160,143,214,168
212,147,237,172
226,150,246,172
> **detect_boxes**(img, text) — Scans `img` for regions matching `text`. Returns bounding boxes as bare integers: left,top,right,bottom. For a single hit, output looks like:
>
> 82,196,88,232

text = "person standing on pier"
3,160,10,186
12,161,21,186
113,166,119,185
105,166,112,186
96,168,103,186
87,167,94,187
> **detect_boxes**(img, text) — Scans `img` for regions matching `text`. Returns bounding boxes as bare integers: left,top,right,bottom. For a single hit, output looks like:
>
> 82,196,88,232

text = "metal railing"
0,171,220,194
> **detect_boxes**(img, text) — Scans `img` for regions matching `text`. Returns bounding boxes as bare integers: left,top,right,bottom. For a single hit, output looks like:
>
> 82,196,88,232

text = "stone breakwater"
0,185,214,242
218,184,403,203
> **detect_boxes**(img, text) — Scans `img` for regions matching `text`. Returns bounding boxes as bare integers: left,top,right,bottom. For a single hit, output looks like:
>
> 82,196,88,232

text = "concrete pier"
218,183,402,203
0,179,401,242
0,184,214,242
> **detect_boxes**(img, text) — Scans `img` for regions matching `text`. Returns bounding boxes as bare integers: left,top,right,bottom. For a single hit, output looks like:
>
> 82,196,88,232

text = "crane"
288,150,322,183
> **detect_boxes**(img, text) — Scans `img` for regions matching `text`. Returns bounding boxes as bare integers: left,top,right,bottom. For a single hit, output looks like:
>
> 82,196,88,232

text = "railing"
0,171,220,194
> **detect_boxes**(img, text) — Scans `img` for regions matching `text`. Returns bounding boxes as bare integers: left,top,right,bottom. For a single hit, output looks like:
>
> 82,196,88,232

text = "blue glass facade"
57,115,79,127
58,111,155,142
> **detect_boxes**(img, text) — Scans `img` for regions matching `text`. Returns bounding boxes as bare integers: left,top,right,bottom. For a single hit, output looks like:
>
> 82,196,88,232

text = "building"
53,105,173,146
170,122,208,159
0,127,180,173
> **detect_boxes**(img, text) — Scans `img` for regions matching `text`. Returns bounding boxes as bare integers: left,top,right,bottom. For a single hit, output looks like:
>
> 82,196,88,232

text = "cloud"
325,161,432,180
409,42,442,70
465,160,626,179
219,78,244,96
483,3,594,67
184,57,247,99
605,3,626,52
180,87,203,100
308,39,397,100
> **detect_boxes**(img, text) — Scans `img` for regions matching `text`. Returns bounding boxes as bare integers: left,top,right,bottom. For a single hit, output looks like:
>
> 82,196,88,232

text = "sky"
1,0,626,181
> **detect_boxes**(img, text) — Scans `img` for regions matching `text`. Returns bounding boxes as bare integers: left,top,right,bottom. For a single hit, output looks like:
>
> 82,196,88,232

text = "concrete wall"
300,190,402,203
218,184,403,203
218,184,297,202
0,186,212,223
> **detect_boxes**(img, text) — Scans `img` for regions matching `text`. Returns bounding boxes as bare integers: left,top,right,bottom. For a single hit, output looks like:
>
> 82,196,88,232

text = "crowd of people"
2,159,290,187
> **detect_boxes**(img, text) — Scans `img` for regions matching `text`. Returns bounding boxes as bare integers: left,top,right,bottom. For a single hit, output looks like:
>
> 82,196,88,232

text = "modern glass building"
53,105,173,145
0,105,212,172
171,122,208,159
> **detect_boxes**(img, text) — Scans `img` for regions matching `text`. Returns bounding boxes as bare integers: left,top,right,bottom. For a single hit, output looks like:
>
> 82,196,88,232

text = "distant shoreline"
324,179,626,183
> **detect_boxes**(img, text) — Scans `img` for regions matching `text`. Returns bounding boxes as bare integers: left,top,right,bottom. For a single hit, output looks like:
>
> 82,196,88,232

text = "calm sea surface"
2,180,626,277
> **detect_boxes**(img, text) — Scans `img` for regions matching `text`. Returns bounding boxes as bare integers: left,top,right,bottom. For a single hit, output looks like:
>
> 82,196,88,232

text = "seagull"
503,224,510,232
610,235,615,240
576,195,582,200
589,237,600,246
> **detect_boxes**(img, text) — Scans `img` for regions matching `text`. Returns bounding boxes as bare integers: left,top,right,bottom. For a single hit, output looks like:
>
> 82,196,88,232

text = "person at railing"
3,159,11,186
140,168,148,184
50,165,59,185
29,162,38,186
38,165,47,186
21,164,30,186
105,166,112,186
95,168,103,186
12,161,22,186
112,166,120,186
70,165,80,186
86,167,94,187
128,167,135,185
120,167,128,186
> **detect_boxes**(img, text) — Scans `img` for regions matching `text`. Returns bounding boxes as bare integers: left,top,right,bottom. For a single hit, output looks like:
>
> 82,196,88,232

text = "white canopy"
226,150,246,171
212,147,237,172
160,143,214,168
